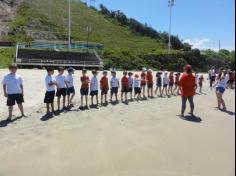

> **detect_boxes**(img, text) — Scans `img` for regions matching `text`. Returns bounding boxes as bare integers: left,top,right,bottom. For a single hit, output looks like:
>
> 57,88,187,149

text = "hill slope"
4,0,165,51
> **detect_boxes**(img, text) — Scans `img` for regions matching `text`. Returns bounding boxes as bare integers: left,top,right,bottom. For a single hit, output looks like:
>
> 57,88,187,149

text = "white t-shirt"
45,75,56,92
55,75,67,89
111,77,119,88
195,74,199,84
210,69,216,77
90,77,98,91
163,76,169,85
128,77,134,88
66,74,74,88
216,75,229,88
2,73,23,94
134,78,141,88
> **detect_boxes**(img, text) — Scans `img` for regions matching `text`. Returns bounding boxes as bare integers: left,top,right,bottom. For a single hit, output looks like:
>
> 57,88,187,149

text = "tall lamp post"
168,0,174,54
68,0,71,50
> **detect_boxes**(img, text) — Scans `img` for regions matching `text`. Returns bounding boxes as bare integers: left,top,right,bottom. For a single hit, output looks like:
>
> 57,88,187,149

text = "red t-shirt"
81,76,90,89
141,72,147,85
179,73,196,97
169,75,174,83
121,76,129,88
100,76,109,90
146,73,153,85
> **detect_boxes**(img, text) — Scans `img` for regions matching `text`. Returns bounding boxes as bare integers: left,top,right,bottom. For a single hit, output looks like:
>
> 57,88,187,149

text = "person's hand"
4,93,8,98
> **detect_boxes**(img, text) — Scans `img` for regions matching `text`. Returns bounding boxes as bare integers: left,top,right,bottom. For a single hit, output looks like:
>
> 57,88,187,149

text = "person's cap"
142,67,147,72
9,64,18,69
185,65,192,71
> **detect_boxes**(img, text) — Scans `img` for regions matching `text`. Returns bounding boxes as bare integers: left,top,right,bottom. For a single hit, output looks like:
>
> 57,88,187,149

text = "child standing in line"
100,71,109,105
128,72,134,100
66,67,75,107
134,74,142,100
195,73,199,90
44,68,57,115
162,71,169,97
121,71,129,103
147,69,154,98
55,67,68,112
90,70,99,106
80,69,90,109
110,71,120,102
140,68,147,99
2,64,25,120
168,72,174,95
155,72,163,97
173,73,181,95
198,75,205,94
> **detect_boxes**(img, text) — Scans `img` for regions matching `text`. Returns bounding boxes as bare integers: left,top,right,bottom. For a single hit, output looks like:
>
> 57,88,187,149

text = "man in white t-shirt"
110,71,120,102
90,70,99,106
2,64,25,120
55,67,68,111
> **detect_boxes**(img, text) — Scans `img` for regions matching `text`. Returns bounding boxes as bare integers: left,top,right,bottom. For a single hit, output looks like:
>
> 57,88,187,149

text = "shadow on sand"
177,115,202,123
0,116,23,128
220,109,235,116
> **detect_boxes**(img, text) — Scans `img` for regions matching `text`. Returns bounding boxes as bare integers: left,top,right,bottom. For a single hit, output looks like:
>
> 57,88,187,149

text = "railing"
16,58,101,66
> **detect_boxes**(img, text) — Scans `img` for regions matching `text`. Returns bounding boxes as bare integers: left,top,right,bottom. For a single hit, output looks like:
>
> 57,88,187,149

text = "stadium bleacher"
16,49,103,69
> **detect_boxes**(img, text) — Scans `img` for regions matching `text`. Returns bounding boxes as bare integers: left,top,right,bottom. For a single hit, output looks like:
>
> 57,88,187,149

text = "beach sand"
0,69,235,176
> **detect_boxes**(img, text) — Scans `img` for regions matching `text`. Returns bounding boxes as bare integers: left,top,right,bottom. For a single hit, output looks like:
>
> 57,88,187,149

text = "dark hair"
47,67,54,72
58,67,65,72
186,70,192,74
9,64,18,69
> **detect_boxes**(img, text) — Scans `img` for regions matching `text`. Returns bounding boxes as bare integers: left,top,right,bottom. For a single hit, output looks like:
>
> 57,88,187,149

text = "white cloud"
184,38,211,50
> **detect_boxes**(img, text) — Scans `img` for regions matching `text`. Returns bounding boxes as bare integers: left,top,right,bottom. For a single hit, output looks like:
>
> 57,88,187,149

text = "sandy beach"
0,69,235,176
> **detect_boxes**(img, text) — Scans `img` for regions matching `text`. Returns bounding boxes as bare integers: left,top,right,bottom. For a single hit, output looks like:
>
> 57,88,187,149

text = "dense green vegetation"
0,48,15,68
0,0,235,71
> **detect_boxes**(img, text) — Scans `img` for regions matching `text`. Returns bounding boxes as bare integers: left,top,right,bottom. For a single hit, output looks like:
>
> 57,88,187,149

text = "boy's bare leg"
85,96,88,107
51,103,55,113
63,97,66,109
57,97,60,111
101,94,104,104
46,104,50,114
91,96,93,105
96,95,99,105
18,104,25,117
115,94,118,101
81,96,83,107
67,96,70,107
105,94,107,103
8,106,13,120
70,94,75,105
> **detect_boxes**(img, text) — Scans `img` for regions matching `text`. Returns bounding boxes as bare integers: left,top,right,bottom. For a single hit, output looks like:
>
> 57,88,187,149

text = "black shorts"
56,88,67,97
7,94,24,106
134,87,141,94
121,87,129,93
157,82,162,87
111,87,119,94
148,84,153,89
169,82,174,87
67,87,75,96
90,90,98,96
128,87,133,92
101,89,108,95
44,91,55,104
80,88,89,96
163,84,168,88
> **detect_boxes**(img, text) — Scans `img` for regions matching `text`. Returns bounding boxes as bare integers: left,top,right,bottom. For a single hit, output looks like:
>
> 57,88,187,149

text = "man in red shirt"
121,71,129,103
179,65,196,117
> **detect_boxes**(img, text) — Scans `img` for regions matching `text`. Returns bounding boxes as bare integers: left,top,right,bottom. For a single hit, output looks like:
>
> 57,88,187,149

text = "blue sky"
82,0,235,51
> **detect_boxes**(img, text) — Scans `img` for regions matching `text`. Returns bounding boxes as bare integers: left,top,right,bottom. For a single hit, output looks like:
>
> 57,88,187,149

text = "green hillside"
6,0,165,51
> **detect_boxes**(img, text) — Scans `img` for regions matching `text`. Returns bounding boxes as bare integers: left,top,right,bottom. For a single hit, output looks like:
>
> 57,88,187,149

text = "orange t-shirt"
146,73,153,84
179,73,196,97
121,76,129,88
81,76,90,89
100,76,109,90
141,73,147,85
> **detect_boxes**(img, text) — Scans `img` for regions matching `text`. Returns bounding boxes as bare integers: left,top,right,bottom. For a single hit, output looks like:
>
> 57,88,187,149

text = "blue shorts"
134,87,141,94
90,90,98,96
67,87,75,96
216,87,225,94
80,88,89,96
111,87,119,94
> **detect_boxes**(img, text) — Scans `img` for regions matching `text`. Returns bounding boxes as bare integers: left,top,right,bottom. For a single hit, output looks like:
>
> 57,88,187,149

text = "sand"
0,69,235,176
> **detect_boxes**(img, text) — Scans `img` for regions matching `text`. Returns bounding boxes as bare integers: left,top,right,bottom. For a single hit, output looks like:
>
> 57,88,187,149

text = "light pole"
168,0,174,54
68,0,71,50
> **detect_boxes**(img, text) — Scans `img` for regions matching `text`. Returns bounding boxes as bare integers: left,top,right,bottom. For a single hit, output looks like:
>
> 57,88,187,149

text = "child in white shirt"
2,64,25,120
134,74,141,100
66,68,75,107
110,71,120,102
162,71,169,97
90,70,99,106
44,67,57,115
128,72,134,100
55,67,68,111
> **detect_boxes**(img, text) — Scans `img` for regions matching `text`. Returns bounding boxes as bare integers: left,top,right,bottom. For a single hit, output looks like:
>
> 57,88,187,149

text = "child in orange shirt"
121,71,129,103
199,75,205,94
173,73,181,95
147,69,154,98
141,68,147,99
100,71,109,105
168,72,174,95
80,69,90,110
